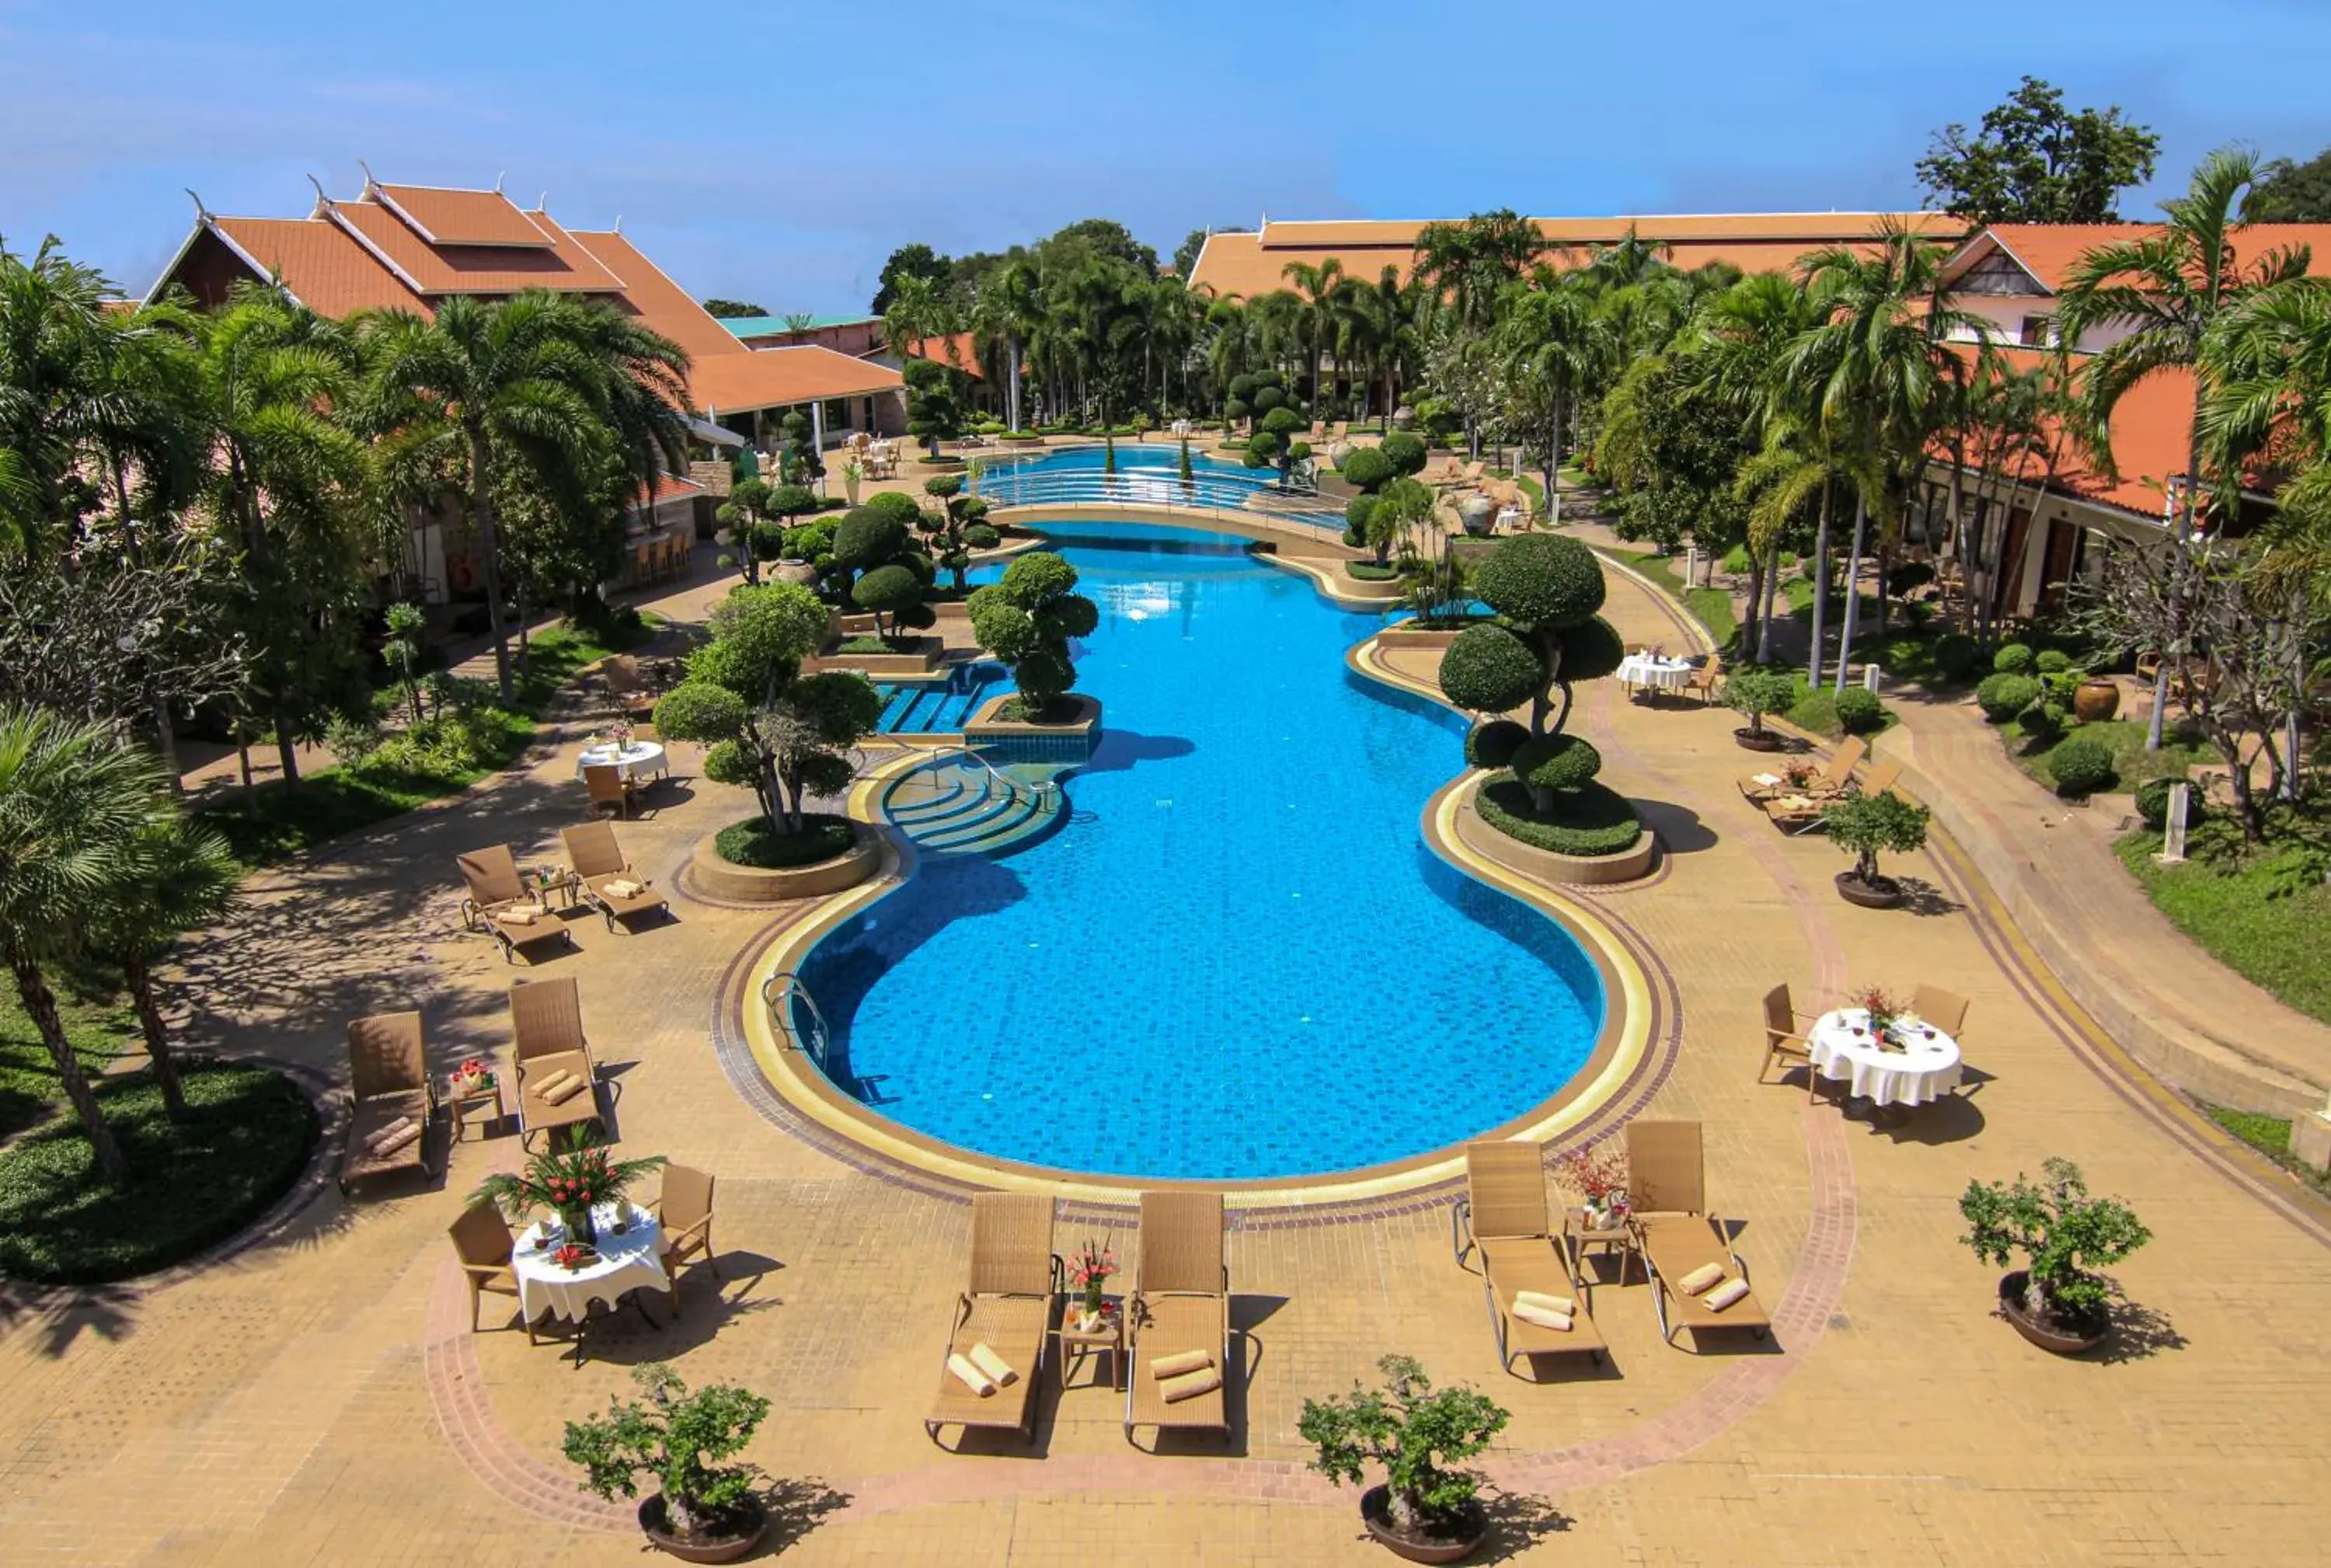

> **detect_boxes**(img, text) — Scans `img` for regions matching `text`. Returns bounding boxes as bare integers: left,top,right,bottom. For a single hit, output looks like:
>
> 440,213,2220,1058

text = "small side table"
1051,1298,1124,1390
1564,1207,1639,1283
529,869,580,912
449,1077,507,1141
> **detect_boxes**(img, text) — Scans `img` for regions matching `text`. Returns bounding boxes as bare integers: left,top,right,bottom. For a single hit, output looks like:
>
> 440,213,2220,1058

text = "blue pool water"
798,521,1604,1179
974,442,1336,519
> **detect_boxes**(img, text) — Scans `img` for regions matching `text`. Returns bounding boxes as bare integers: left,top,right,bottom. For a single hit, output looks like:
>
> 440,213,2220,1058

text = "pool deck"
7,507,2331,1565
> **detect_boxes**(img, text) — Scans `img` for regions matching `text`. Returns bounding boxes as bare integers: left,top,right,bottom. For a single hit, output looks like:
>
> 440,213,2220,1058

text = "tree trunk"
467,424,515,705
1760,546,1783,663
1834,491,1869,692
1006,338,1023,434
1807,478,1835,688
1544,387,1564,528
2151,403,2209,751
8,945,124,1179
154,693,183,799
1743,558,1766,663
122,953,188,1120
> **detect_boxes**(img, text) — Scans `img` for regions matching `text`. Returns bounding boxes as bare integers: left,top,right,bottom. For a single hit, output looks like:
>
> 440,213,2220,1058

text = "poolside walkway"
2,519,2329,1565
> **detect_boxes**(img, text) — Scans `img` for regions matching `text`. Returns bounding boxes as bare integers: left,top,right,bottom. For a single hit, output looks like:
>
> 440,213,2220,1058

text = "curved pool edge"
726,661,1668,1211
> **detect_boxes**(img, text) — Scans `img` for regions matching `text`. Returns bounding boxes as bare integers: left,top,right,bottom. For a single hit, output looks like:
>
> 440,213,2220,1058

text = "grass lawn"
1604,549,1738,652
1782,674,1898,741
197,615,656,868
0,984,137,1141
1998,716,2207,794
0,1061,317,1284
2116,800,2331,1026
2201,1103,2331,1197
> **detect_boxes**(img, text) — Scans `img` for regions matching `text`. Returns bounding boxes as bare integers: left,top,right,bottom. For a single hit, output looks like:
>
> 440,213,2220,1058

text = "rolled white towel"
1513,1290,1577,1318
369,1121,420,1158
1159,1366,1221,1403
1678,1262,1726,1297
1704,1277,1751,1312
1149,1350,1214,1381
364,1116,416,1155
946,1352,996,1397
539,1073,590,1106
967,1343,1019,1387
1511,1301,1573,1332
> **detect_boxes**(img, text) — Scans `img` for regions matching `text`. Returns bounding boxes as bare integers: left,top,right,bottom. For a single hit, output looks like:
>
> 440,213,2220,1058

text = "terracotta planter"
1458,497,1496,536
2073,678,2120,723
1997,1270,2108,1355
1733,726,1789,753
1834,871,1904,910
773,558,818,586
1360,1486,1485,1565
638,1494,768,1563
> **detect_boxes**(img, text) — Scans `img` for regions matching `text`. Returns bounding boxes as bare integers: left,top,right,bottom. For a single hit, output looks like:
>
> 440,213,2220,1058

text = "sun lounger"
509,977,602,1150
560,821,670,931
1625,1120,1771,1348
1453,1143,1607,1375
925,1193,1057,1448
340,1011,438,1195
458,845,574,963
1124,1190,1232,1448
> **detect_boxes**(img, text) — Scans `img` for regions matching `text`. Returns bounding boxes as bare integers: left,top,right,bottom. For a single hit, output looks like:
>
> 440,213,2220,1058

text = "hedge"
713,813,859,868
1476,775,1644,857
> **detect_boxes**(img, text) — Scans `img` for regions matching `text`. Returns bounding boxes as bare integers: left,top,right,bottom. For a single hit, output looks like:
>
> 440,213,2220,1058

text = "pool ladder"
761,970,831,1071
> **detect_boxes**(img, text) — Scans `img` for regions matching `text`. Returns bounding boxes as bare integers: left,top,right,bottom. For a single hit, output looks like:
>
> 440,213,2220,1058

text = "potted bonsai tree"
1723,664,1796,752
1299,1354,1509,1564
565,1363,773,1563
1959,1158,2151,1355
1821,787,1930,909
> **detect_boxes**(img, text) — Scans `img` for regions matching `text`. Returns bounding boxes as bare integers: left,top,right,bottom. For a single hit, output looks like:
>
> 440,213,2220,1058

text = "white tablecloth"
573,741,667,782
1618,654,1693,693
513,1205,667,1323
1809,1009,1963,1108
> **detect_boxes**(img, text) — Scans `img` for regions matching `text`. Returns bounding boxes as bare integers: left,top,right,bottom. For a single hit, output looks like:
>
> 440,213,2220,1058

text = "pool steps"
879,751,1066,858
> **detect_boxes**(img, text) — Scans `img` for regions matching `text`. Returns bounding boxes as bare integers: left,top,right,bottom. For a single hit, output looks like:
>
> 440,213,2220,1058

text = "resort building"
720,313,885,356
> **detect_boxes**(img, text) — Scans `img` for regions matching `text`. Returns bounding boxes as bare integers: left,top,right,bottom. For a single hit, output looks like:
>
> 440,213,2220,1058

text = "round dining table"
1617,653,1694,699
513,1205,667,1327
1808,1008,1964,1110
573,740,668,784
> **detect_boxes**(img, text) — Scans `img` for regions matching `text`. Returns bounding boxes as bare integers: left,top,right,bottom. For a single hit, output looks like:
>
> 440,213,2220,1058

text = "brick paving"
0,521,2327,1564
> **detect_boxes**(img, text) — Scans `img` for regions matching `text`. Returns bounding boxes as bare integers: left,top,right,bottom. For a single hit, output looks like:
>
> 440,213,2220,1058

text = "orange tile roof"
327,200,625,294
911,332,983,377
208,214,431,316
1947,345,2195,520
1190,213,1964,298
370,183,554,247
564,227,747,364
638,471,703,504
688,347,903,416
1953,222,2331,294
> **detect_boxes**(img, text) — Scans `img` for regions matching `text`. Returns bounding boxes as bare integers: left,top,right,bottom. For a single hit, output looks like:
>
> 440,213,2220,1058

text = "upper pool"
971,441,1337,521
796,520,1605,1180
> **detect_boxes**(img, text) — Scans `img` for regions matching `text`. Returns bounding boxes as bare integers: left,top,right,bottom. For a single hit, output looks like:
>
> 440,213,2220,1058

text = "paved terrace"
6,479,2328,1566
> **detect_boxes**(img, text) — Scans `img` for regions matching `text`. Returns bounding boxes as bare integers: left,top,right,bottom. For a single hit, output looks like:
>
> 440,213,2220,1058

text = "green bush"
1931,632,1978,681
1340,446,1393,493
1720,545,1751,573
1513,733,1603,793
1976,672,2041,723
2048,735,2117,797
833,507,909,578
1723,665,1797,733
2034,649,2072,675
1437,625,1543,715
963,523,1001,549
1473,534,1605,629
1378,430,1427,476
713,813,858,869
2133,776,2201,830
1345,494,1380,549
1475,775,1644,856
1834,685,1886,733
0,1062,316,1284
2020,699,2068,743
1465,720,1529,770
1344,562,1401,581
1992,642,2035,675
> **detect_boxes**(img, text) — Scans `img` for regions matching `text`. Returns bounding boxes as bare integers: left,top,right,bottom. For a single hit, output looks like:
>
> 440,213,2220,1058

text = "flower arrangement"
1854,985,1904,1037
1067,1235,1118,1328
472,1129,664,1248
452,1057,496,1093
1557,1147,1630,1228
552,1242,597,1271
608,719,635,748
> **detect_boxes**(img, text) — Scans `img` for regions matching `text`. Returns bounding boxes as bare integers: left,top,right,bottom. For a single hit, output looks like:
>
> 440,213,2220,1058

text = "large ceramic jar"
2072,678,2120,722
773,559,819,587
1458,496,1497,536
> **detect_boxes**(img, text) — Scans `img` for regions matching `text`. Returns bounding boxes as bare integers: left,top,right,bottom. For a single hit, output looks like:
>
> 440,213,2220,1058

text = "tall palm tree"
82,816,239,1121
1497,274,1597,523
971,258,1041,431
2054,148,2306,745
1413,211,1543,333
1280,258,1347,413
355,292,685,703
0,706,172,1180
1343,267,1412,431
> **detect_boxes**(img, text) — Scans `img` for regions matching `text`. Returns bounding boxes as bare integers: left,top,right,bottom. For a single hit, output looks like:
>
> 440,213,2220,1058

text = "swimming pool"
796,520,1605,1180
972,442,1337,521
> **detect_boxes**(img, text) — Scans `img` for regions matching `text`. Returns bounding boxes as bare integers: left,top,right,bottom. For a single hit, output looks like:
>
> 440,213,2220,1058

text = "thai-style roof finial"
305,172,332,214
536,191,549,212
184,189,210,221
357,158,377,193
495,171,506,193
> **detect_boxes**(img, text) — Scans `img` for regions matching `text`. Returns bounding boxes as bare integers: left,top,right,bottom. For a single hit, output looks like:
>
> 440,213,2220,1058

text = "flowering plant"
471,1128,665,1230
1067,1235,1118,1315
1557,1148,1630,1221
609,719,635,748
552,1242,597,1271
454,1057,495,1090
1855,985,1910,1048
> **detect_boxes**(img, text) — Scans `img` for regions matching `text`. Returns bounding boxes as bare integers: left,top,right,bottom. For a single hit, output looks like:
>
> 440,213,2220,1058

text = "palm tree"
2055,149,2312,746
0,706,172,1180
1280,258,1347,413
1496,274,1597,523
1413,211,1543,333
971,259,1041,431
355,292,685,704
1343,267,1412,431
82,816,239,1120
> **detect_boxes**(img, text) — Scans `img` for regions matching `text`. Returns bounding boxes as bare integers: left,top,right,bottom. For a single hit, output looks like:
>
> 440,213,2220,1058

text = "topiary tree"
1464,719,1529,770
1723,665,1797,739
914,473,984,591
1343,494,1378,552
777,409,822,490
1339,444,1394,493
1249,404,1307,478
1437,534,1621,737
563,1364,771,1547
652,582,882,836
714,478,784,587
1822,786,1930,891
1298,1355,1507,1542
1224,372,1260,432
1992,641,2035,675
1834,685,1885,734
966,550,1099,719
851,563,926,642
2047,734,2116,797
904,357,963,458
1509,733,1602,813
831,505,911,595
1959,1157,2151,1334
1378,430,1427,477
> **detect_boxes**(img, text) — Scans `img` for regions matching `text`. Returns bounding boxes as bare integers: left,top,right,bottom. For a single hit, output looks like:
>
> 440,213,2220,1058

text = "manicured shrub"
1834,686,1885,733
833,507,909,585
1976,672,2040,723
1823,788,1931,887
714,813,858,869
1252,384,1288,415
2020,699,2068,742
1475,776,1644,856
2048,736,2117,797
966,550,1098,716
1720,545,1751,573
1340,446,1393,493
2034,649,2072,675
1512,733,1603,796
862,490,922,528
1992,642,2035,675
963,523,1001,549
850,563,925,638
1378,430,1427,477
1723,664,1796,735
1465,720,1529,770
1931,632,1978,680
2133,776,2201,830
1438,625,1542,715
1473,534,1605,629
1556,616,1627,682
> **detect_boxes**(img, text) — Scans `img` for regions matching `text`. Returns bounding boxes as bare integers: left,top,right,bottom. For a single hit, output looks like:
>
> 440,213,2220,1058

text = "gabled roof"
207,214,432,316
371,183,555,247
1941,222,2331,296
563,227,747,363
324,198,625,294
688,346,904,414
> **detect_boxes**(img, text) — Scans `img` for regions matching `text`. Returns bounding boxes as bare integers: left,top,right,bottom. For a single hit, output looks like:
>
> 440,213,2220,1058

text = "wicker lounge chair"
656,1164,720,1313
1452,1143,1607,1375
1854,755,1904,800
1913,983,1970,1038
584,764,638,819
925,1192,1057,1449
560,821,670,930
1739,737,1866,804
449,1200,535,1339
339,1011,439,1195
1625,1120,1771,1348
1757,791,1830,835
509,977,603,1150
458,845,574,963
1124,1190,1232,1448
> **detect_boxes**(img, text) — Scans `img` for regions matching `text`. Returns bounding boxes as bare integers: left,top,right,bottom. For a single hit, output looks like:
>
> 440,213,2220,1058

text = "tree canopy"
700,298,768,319
2244,147,2331,222
1915,75,2160,224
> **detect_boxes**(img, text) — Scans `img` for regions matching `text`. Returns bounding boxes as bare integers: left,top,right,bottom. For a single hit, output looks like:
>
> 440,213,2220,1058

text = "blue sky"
5,0,2329,313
